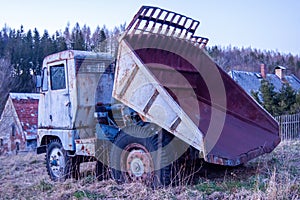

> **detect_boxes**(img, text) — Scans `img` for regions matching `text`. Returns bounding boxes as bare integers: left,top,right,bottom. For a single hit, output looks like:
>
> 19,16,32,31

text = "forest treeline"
0,23,126,112
0,23,299,114
0,23,125,91
208,46,300,76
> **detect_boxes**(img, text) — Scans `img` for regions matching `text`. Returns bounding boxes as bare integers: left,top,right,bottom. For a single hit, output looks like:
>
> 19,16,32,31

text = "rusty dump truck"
36,6,280,187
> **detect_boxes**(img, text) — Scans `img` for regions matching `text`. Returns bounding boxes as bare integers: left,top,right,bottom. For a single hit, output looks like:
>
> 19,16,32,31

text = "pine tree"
0,32,4,57
54,31,67,52
291,93,300,113
64,23,72,49
251,90,262,104
82,25,91,51
33,28,42,74
252,79,299,116
20,29,34,92
92,26,107,52
41,30,56,57
277,83,296,115
259,80,280,116
71,23,85,50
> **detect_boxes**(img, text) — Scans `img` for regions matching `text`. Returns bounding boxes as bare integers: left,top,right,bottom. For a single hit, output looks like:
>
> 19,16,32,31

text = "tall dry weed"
0,140,299,199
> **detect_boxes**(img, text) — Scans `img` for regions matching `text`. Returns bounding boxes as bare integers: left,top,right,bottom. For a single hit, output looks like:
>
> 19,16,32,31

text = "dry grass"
0,140,299,200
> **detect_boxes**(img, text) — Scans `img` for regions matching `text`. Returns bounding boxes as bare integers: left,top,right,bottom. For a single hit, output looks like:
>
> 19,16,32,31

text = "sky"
0,0,299,55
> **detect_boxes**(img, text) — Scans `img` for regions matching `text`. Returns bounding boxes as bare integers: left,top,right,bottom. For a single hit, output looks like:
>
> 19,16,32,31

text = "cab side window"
50,64,66,90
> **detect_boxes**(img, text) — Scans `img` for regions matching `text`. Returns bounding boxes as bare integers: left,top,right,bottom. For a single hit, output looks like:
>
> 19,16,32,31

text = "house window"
11,124,15,137
50,64,66,90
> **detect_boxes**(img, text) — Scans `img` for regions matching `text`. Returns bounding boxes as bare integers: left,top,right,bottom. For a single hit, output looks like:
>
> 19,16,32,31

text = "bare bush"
0,58,15,113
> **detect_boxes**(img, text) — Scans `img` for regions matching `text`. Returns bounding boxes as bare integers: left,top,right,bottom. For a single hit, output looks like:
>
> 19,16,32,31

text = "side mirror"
41,67,48,92
36,75,42,88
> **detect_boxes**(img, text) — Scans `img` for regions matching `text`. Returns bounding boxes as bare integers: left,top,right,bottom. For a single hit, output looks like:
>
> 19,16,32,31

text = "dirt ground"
0,140,299,200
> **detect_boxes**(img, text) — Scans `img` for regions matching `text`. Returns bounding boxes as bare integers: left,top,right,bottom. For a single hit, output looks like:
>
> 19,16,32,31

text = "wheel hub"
49,148,65,178
128,151,146,177
121,143,154,182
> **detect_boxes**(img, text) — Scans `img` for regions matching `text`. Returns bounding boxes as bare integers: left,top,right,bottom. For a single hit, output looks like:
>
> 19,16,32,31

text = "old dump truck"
36,6,280,187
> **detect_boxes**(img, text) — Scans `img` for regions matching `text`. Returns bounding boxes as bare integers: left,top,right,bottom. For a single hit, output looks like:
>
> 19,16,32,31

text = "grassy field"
0,140,299,200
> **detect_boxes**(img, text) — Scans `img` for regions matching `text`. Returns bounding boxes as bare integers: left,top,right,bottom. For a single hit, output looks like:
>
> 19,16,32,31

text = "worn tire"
110,125,176,188
46,140,75,181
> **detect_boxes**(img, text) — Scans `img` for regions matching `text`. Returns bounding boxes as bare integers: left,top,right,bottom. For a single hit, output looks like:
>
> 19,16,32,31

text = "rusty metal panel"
37,129,76,151
113,6,280,166
128,34,279,165
113,40,205,154
75,138,96,156
73,55,113,139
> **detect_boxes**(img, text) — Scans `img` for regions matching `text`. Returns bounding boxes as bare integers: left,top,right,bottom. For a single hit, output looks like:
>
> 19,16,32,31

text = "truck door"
47,60,72,129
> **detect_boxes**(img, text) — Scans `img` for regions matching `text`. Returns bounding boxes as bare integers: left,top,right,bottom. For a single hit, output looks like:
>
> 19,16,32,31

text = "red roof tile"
10,93,39,140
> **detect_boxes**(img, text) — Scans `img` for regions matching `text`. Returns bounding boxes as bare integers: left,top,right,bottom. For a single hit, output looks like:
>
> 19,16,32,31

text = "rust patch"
170,117,181,131
143,89,159,114
118,65,139,98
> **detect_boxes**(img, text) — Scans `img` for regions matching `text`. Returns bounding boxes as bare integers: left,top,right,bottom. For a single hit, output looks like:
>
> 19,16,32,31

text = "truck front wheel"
46,140,78,181
110,125,174,188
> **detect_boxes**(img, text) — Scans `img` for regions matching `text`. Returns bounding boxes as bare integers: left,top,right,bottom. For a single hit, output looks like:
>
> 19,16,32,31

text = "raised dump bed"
113,6,280,166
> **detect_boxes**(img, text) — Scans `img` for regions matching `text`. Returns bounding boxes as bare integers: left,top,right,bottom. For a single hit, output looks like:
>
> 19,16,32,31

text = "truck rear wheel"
46,140,78,181
110,125,174,188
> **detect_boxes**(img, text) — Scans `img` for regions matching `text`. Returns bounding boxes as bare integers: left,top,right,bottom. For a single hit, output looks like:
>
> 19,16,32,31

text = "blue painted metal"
96,124,119,142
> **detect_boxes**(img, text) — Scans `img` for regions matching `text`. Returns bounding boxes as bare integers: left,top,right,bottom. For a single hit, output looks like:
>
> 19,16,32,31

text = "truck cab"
37,50,116,180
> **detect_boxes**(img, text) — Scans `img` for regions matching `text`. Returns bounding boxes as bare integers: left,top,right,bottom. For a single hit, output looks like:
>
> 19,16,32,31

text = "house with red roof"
0,93,39,155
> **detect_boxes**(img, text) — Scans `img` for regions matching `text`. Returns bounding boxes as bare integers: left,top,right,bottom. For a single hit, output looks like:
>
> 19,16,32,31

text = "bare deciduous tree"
0,58,15,114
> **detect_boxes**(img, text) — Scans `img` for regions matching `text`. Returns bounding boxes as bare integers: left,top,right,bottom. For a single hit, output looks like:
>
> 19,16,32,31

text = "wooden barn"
0,93,39,155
